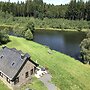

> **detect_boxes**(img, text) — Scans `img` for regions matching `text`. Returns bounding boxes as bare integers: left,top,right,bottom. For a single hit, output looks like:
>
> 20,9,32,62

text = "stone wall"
0,74,13,90
0,59,36,90
12,60,36,89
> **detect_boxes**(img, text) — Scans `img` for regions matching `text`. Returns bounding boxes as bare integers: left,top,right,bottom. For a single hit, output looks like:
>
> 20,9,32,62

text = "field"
0,80,10,90
0,36,90,90
21,77,47,90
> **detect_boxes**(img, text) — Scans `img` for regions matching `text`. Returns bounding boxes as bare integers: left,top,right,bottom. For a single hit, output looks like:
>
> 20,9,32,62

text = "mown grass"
0,80,10,90
21,77,47,90
1,36,90,90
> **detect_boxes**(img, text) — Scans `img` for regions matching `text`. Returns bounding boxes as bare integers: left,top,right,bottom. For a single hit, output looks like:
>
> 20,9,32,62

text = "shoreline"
35,28,88,32
5,36,90,90
0,24,88,32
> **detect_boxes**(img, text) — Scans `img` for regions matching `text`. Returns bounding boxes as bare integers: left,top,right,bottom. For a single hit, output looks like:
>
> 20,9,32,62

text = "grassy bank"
35,28,88,32
0,36,90,90
21,77,47,90
0,80,10,90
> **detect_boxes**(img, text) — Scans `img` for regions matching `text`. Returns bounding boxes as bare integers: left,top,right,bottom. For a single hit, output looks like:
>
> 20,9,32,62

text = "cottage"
0,46,37,90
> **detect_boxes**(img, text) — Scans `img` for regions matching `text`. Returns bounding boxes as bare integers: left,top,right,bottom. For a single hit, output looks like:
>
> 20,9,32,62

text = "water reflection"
34,30,86,60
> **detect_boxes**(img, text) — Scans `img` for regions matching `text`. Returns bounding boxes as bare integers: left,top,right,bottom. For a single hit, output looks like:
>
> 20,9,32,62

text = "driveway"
39,74,57,90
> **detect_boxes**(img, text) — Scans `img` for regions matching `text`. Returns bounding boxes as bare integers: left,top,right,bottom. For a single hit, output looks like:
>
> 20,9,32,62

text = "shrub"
25,21,35,33
25,29,33,40
0,25,13,31
0,31,10,44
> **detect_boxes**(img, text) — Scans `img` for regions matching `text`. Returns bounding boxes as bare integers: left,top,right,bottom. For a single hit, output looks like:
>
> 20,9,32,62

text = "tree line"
66,0,90,20
0,0,67,19
0,19,35,45
0,0,90,20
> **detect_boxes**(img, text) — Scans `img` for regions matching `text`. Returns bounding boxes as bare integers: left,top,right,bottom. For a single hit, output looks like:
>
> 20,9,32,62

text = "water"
33,30,86,60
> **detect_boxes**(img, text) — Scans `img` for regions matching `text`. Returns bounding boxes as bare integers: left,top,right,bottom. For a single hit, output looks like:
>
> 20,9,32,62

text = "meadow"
0,36,90,90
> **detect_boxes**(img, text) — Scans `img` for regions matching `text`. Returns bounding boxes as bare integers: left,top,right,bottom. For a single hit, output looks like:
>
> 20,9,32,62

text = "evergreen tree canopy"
25,29,33,40
0,0,89,20
0,31,10,44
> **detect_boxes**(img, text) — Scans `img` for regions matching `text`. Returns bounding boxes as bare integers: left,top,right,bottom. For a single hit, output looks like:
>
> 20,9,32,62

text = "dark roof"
0,46,32,80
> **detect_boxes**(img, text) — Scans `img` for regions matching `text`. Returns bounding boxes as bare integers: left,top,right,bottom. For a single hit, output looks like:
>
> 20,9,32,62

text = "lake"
33,30,86,61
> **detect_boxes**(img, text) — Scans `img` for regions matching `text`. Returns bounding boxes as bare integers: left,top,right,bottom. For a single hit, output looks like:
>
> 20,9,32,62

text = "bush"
80,32,90,64
0,25,13,30
0,31,10,44
25,29,33,40
25,21,35,33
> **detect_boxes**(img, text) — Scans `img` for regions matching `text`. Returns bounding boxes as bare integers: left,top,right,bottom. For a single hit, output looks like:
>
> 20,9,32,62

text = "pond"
33,30,86,61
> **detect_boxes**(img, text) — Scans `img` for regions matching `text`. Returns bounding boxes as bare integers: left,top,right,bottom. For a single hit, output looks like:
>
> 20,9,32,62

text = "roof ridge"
0,47,30,80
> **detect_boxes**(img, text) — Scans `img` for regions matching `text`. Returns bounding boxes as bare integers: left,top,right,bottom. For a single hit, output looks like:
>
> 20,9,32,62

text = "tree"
24,21,34,40
86,0,90,20
76,0,85,20
66,0,85,20
25,21,35,33
0,31,10,44
66,0,77,20
80,31,90,64
25,29,33,40
0,0,89,20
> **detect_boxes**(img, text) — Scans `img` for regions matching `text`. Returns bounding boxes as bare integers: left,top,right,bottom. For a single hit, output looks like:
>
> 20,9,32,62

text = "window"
25,72,29,78
12,62,15,66
6,77,10,83
34,67,36,72
31,69,33,75
14,77,19,85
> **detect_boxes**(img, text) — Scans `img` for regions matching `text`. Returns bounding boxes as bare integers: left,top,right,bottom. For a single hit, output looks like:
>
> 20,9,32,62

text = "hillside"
0,36,90,90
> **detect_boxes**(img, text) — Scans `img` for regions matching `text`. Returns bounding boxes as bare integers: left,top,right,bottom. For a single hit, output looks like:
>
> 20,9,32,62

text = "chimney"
21,54,25,59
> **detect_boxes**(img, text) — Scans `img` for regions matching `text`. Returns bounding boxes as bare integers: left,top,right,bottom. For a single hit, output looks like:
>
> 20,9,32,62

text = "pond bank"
33,30,86,60
2,36,90,90
35,28,88,32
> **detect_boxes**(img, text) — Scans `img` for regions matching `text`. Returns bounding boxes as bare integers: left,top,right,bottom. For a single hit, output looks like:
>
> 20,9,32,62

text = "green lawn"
1,36,90,90
0,80,10,90
21,77,47,90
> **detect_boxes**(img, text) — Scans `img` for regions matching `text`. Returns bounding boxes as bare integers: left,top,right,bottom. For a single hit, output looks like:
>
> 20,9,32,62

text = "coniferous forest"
0,1,90,90
0,0,90,20
0,0,90,63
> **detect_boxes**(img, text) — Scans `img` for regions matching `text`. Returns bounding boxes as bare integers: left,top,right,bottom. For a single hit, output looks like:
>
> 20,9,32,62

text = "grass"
1,36,90,90
0,80,10,90
21,77,47,90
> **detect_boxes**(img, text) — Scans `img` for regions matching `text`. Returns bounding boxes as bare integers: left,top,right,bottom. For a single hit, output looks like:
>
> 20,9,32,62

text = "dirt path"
39,74,57,90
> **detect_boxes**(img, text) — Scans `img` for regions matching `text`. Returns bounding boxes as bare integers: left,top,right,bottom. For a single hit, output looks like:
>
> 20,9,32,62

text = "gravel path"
39,74,57,90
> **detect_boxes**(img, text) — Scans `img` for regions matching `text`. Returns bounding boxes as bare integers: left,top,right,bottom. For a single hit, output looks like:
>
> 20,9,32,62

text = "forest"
0,0,90,90
0,0,90,20
0,0,90,64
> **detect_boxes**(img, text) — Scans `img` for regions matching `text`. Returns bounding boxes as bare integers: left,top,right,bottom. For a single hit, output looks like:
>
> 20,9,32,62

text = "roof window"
12,62,15,66
0,55,3,59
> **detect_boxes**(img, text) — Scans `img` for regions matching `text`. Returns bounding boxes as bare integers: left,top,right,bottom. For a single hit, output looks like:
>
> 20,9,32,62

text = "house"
0,46,38,90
